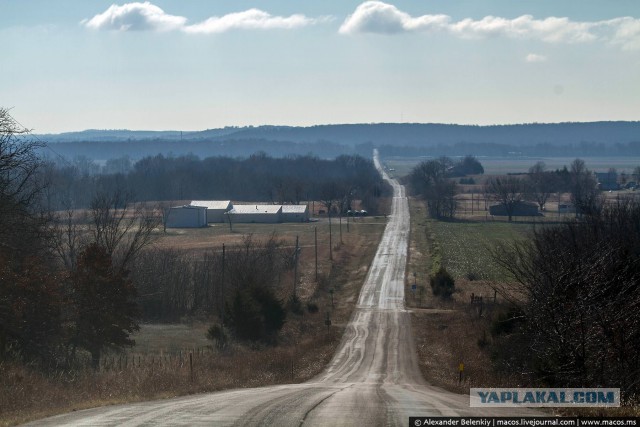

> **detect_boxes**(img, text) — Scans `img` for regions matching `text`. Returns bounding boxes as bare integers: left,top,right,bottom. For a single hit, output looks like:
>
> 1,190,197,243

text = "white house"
166,205,208,228
190,200,232,223
225,205,282,223
281,204,309,222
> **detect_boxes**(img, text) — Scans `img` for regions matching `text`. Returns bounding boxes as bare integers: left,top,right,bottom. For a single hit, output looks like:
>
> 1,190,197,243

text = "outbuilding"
190,200,232,223
166,205,208,228
281,205,310,222
225,205,282,224
489,201,540,217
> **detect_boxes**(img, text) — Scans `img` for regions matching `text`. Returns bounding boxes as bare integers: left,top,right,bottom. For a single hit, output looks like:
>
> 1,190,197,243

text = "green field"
427,219,533,281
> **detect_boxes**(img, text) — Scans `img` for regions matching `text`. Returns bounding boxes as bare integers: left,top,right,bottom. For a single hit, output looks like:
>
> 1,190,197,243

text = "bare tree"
491,199,640,393
485,176,525,222
408,159,458,219
569,158,602,217
89,190,162,272
525,161,557,211
0,108,48,253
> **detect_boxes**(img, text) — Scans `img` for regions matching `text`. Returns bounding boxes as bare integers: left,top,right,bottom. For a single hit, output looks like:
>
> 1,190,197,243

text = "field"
427,220,533,281
1,207,388,427
406,197,639,416
384,156,640,177
406,197,523,393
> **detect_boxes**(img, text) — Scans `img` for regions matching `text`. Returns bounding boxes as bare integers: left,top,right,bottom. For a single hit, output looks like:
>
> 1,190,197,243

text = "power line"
8,111,74,167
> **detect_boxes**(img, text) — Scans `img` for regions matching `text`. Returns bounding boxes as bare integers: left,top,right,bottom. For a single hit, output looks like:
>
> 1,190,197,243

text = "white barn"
166,205,208,228
226,205,282,223
281,205,309,222
190,200,232,223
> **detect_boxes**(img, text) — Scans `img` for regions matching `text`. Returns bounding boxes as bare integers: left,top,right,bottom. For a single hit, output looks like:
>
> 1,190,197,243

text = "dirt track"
26,150,540,426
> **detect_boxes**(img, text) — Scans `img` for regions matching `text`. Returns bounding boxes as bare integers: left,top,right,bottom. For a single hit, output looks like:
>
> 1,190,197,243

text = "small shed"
190,200,232,223
166,205,208,228
558,203,576,214
281,205,309,222
489,201,540,217
225,205,282,224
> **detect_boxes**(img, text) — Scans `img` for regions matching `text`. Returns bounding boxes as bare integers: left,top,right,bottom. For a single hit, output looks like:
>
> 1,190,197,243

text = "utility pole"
293,235,299,299
221,243,225,327
314,226,318,281
471,190,474,215
329,213,333,261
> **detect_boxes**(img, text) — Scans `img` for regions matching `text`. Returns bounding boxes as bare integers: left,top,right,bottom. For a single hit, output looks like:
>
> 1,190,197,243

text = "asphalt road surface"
27,150,539,426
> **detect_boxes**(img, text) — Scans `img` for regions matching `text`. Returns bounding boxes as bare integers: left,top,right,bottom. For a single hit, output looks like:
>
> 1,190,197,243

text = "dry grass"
1,208,388,426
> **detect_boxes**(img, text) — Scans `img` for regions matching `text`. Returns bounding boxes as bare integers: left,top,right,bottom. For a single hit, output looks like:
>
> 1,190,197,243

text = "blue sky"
1,1,639,133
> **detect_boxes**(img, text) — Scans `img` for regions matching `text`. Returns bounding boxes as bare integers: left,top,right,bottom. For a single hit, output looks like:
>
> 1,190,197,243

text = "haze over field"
2,0,639,133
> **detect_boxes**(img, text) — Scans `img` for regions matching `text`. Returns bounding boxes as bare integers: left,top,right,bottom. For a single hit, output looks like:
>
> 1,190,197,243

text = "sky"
1,0,639,133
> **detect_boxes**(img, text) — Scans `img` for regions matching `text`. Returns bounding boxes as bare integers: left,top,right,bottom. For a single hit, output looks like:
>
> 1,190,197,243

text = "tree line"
43,152,387,214
408,156,614,222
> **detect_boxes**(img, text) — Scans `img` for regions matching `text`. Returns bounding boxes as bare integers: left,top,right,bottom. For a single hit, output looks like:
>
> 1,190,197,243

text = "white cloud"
82,2,186,31
183,9,316,34
339,2,449,34
83,2,321,34
525,53,547,63
340,1,640,49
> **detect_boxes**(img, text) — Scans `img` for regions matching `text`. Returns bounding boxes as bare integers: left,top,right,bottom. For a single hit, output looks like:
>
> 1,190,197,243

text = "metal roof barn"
166,205,208,228
226,205,282,223
281,204,310,222
190,200,232,223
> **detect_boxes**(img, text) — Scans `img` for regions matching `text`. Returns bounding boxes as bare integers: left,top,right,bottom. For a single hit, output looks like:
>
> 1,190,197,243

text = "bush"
490,307,524,336
288,295,304,315
465,271,480,281
306,301,319,314
228,285,286,343
206,324,228,347
430,267,455,298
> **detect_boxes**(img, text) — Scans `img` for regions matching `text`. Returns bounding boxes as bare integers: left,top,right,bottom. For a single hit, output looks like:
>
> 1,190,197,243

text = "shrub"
490,307,524,336
288,295,304,315
228,285,286,343
430,267,455,298
206,324,228,348
306,301,319,314
465,271,481,281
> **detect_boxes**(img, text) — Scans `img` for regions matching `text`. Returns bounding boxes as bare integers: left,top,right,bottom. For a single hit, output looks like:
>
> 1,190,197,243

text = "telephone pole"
293,235,299,299
314,226,318,281
221,243,225,326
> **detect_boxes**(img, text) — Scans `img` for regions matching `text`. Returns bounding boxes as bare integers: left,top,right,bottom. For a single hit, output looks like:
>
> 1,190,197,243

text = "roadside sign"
459,363,464,372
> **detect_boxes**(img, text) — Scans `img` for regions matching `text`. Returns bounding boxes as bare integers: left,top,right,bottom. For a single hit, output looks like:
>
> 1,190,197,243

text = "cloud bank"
83,2,320,33
340,1,640,49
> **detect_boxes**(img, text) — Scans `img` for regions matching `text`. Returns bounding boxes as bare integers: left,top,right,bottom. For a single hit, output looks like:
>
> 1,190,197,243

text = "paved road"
28,150,538,426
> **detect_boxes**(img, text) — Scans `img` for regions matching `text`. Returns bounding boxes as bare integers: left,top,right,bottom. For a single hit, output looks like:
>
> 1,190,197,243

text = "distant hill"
35,122,640,160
